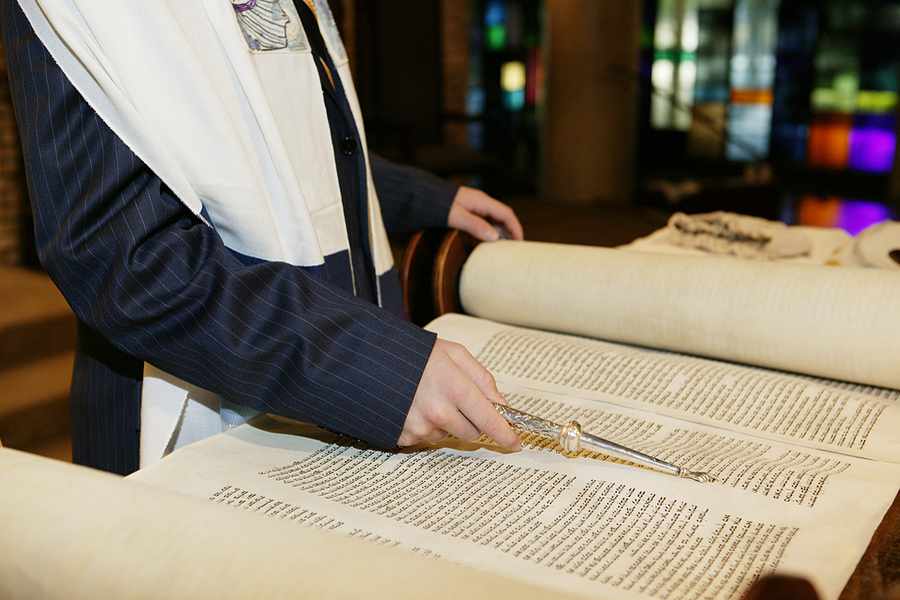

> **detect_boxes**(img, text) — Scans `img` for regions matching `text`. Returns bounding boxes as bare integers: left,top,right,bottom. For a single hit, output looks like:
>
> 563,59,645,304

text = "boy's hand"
398,339,521,450
448,187,524,242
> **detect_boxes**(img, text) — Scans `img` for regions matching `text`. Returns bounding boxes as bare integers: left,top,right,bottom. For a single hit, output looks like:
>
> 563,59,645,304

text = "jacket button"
341,136,357,157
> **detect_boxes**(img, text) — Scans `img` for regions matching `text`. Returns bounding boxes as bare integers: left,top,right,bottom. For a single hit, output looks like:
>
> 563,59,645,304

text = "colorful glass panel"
807,113,852,168
485,0,507,50
848,114,896,173
795,196,893,234
725,0,780,160
655,0,900,174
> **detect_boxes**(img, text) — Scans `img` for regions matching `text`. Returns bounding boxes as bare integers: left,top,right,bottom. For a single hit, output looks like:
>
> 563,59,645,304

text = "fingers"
397,410,431,446
440,407,482,442
503,211,525,240
397,419,449,447
423,429,449,445
450,187,525,241
471,194,525,241
440,345,518,448
455,384,521,450
457,209,501,242
396,432,417,446
400,339,521,451
444,343,504,404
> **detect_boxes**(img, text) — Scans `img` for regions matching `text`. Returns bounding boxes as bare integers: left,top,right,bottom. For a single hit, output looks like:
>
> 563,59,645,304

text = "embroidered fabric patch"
232,0,309,52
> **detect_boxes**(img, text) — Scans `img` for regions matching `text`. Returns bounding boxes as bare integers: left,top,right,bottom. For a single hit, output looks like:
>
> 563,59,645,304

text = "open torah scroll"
5,242,896,599
0,448,571,600
126,242,900,600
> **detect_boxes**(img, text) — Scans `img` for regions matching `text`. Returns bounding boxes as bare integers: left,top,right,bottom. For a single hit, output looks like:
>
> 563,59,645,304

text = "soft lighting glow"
726,103,772,160
504,89,525,111
811,73,860,113
857,90,898,114
849,120,896,173
485,0,506,50
680,2,699,53
731,54,750,72
675,60,697,130
651,0,702,130
654,0,678,49
839,200,892,235
796,196,841,228
811,88,839,112
834,72,859,95
651,59,674,93
651,59,675,128
808,115,852,168
486,25,506,50
725,0,779,159
501,61,526,93
465,86,485,116
729,0,779,90
484,0,505,26
795,197,893,235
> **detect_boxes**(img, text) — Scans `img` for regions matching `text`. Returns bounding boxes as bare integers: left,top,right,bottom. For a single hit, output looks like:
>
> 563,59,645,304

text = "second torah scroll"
459,241,900,390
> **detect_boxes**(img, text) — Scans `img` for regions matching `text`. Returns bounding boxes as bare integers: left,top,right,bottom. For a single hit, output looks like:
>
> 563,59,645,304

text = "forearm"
50,183,433,448
370,155,458,233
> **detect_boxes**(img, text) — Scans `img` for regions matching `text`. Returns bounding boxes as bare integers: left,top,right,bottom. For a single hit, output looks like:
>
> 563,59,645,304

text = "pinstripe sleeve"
1,1,435,449
370,154,459,234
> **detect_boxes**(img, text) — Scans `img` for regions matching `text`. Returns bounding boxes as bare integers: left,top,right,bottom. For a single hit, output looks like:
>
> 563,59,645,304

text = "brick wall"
0,39,29,267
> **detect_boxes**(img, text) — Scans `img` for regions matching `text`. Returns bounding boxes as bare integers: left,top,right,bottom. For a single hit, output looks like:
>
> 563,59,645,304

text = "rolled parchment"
0,448,578,600
460,241,900,390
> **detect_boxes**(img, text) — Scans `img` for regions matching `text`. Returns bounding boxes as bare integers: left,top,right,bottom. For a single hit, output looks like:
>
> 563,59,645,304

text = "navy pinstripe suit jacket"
1,1,457,475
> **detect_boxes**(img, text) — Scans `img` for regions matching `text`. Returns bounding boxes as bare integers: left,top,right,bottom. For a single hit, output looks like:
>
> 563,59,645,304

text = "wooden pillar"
335,0,355,75
441,0,471,148
542,1,642,206
0,37,31,266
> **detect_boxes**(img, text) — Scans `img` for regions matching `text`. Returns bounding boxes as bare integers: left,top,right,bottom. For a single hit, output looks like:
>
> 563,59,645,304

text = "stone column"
542,0,642,206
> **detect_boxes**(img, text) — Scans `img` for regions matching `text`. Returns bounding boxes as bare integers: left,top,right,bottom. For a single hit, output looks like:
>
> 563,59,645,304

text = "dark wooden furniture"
399,229,476,324
399,229,900,600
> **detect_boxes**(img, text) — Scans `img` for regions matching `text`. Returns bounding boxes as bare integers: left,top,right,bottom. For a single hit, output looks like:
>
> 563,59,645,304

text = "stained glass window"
647,0,897,233
484,0,507,50
773,0,900,174
651,0,701,130
792,196,893,234
650,0,781,159
501,61,526,110
466,0,544,191
651,0,900,179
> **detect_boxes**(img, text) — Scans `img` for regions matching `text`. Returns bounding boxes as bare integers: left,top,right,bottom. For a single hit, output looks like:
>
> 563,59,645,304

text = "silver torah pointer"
493,403,715,483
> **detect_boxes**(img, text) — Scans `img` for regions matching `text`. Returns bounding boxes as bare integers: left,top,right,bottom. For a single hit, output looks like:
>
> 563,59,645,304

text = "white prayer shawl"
17,0,394,467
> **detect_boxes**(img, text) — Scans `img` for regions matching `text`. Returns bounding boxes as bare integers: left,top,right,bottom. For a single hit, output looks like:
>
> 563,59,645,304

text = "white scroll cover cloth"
854,221,900,270
17,0,395,467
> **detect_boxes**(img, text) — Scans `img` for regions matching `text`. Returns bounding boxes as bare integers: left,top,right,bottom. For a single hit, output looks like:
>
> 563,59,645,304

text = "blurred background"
343,0,900,236
2,0,900,461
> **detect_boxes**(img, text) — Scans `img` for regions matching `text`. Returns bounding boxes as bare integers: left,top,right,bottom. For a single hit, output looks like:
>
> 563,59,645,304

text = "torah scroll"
0,448,581,600
460,241,900,390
